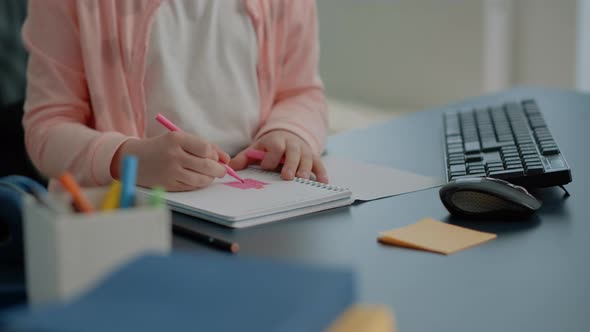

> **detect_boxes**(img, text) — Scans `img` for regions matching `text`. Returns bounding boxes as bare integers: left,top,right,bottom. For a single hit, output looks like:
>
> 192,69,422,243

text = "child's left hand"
229,130,329,183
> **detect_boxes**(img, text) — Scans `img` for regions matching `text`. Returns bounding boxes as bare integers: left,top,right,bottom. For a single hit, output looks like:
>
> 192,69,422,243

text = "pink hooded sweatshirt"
22,0,328,187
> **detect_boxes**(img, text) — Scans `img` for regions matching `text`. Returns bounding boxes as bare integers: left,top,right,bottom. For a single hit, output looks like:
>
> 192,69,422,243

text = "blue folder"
1,253,356,332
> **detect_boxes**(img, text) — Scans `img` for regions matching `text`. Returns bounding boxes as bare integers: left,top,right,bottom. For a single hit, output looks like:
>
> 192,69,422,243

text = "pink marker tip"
222,164,245,183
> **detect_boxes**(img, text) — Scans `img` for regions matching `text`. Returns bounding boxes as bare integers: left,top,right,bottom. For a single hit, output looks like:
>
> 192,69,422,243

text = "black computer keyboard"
443,99,572,187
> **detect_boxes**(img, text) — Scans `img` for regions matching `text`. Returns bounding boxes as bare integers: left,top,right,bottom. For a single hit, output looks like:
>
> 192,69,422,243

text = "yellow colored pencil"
101,181,121,211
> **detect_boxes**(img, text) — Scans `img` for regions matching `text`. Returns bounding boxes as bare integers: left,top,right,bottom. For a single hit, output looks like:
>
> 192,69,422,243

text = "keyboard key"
468,172,486,177
523,153,540,159
515,133,532,139
506,164,524,170
525,166,544,173
507,156,523,161
523,100,540,114
506,162,523,169
537,139,555,145
447,143,463,150
505,102,523,111
448,153,464,159
445,115,460,136
524,157,542,163
520,152,539,159
520,148,538,155
446,135,463,144
524,157,541,164
465,154,483,162
525,165,545,175
488,168,524,179
534,129,550,137
516,138,534,145
501,150,519,156
541,147,560,156
450,165,466,174
539,138,556,144
486,160,503,166
502,151,519,157
467,163,485,170
519,143,536,149
524,163,542,170
540,143,558,149
523,148,538,153
503,156,520,162
501,146,519,152
505,158,523,164
487,167,505,173
520,147,537,153
468,162,485,169
486,161,504,167
481,141,501,151
529,116,547,128
469,166,485,172
464,141,481,153
506,163,523,170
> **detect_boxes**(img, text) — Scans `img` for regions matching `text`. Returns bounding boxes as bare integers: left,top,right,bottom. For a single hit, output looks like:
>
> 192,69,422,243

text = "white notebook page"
162,168,351,221
322,156,444,201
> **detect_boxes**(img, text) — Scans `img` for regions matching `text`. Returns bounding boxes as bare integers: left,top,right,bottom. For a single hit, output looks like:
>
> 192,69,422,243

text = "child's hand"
230,130,329,183
111,132,230,191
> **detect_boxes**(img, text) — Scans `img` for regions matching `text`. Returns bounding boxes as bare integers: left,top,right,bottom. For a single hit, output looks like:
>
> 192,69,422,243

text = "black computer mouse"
439,177,542,219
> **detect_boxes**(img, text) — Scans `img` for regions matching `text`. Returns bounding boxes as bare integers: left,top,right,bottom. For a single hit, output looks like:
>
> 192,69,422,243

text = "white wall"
318,0,485,111
513,0,576,90
577,0,590,91
317,0,577,111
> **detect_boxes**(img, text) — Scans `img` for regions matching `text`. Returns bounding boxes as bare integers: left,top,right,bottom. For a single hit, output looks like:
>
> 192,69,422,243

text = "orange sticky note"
327,305,396,332
378,218,496,255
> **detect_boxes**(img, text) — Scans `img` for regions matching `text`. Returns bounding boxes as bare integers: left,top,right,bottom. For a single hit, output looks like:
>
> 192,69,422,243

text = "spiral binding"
293,177,348,192
249,168,348,192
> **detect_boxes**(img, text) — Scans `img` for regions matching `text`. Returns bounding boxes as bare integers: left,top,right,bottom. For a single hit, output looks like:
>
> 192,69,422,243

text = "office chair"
0,101,46,186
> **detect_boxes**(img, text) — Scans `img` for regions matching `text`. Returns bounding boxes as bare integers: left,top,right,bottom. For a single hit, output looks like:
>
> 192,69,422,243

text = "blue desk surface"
2,87,588,331
172,87,590,332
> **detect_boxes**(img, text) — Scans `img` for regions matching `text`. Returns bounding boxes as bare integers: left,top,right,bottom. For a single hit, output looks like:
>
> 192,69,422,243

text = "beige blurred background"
318,0,581,133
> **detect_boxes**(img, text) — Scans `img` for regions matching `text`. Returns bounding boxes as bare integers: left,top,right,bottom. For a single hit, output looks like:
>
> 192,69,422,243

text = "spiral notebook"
156,168,353,228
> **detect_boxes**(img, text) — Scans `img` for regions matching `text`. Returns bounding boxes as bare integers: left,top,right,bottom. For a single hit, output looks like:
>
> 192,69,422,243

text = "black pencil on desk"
172,223,239,254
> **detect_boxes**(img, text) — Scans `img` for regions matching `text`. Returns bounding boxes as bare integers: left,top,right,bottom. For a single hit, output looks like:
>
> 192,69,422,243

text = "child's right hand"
111,132,229,191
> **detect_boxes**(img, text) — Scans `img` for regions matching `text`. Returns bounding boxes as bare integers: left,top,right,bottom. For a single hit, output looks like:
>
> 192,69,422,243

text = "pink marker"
155,113,181,132
221,164,244,183
246,149,285,164
155,114,245,183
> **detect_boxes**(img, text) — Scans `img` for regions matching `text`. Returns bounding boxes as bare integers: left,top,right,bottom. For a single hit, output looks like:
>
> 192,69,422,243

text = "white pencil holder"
23,187,171,306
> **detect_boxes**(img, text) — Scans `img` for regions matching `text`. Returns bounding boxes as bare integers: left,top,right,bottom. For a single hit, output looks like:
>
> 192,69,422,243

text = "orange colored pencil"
58,172,95,213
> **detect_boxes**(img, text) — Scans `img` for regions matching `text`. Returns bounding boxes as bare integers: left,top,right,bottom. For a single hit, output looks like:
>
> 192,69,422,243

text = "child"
22,0,328,191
